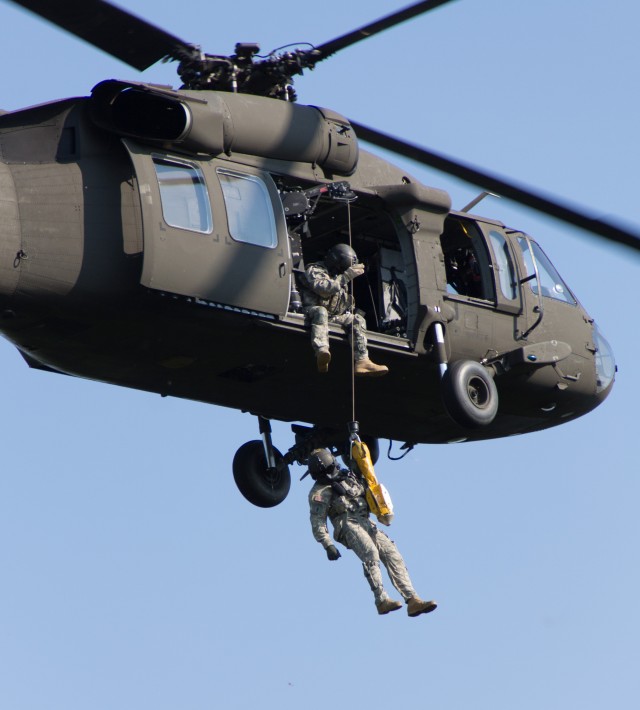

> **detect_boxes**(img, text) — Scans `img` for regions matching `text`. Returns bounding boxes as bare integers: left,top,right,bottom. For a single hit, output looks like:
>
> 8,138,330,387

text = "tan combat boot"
354,358,389,376
376,599,403,615
406,597,438,617
316,349,331,373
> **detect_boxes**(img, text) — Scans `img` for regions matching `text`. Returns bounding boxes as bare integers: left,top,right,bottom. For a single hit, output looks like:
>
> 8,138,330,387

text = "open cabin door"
439,216,526,358
123,140,292,316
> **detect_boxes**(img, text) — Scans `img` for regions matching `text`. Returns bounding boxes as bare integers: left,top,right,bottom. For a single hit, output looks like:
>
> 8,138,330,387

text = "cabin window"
217,169,277,248
153,157,213,234
517,237,576,305
489,230,517,300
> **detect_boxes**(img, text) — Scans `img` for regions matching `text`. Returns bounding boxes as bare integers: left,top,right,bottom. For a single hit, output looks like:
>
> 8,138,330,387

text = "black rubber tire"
232,440,291,508
441,360,499,429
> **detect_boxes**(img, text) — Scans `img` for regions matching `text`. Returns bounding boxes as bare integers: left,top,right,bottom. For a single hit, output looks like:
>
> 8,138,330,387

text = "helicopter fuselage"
0,82,614,445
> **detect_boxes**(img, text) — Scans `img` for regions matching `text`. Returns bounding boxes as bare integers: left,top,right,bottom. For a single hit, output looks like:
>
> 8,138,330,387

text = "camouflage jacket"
300,261,353,317
308,474,369,548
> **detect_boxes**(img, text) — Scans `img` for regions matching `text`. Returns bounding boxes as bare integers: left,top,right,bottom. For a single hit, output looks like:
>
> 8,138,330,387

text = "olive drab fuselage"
0,81,614,445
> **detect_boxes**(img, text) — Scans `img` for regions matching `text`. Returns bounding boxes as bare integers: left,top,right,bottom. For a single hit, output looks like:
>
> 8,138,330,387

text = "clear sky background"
1,1,638,709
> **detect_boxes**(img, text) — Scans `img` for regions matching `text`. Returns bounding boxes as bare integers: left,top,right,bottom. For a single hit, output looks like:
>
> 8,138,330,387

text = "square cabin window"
217,169,277,248
153,157,212,233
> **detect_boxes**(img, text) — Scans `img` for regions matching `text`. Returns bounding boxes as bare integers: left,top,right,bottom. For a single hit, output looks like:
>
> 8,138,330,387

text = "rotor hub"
176,45,322,100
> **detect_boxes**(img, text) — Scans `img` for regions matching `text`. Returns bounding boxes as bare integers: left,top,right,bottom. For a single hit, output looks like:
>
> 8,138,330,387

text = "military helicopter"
1,0,635,508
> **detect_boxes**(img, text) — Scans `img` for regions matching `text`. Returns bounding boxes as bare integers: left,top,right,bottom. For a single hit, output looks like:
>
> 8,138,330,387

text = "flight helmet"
325,244,358,274
307,448,341,481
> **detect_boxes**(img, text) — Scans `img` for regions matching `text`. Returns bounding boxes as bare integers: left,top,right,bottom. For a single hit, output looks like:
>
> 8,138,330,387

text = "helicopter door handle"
279,263,287,278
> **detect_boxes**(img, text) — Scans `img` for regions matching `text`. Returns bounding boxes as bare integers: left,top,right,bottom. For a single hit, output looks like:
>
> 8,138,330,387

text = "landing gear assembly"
231,416,379,508
232,417,291,508
441,360,498,429
232,440,291,508
432,322,499,430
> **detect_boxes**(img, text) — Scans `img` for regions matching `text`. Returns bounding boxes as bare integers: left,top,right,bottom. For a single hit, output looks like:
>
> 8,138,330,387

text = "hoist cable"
346,201,356,425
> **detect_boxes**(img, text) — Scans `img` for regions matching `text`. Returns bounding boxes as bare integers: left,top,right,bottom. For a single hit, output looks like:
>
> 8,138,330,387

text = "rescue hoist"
342,197,394,526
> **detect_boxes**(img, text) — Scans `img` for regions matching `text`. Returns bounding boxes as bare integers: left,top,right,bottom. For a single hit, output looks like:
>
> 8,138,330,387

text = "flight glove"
341,263,365,283
326,544,342,561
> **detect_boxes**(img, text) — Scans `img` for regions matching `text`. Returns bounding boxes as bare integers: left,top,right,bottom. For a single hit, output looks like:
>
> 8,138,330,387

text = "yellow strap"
351,440,394,526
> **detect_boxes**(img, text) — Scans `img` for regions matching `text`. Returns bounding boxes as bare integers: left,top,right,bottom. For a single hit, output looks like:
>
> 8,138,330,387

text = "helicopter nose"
593,324,616,394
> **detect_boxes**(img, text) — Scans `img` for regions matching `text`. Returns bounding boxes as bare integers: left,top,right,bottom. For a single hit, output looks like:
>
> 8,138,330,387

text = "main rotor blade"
6,0,194,70
351,121,640,253
313,0,458,60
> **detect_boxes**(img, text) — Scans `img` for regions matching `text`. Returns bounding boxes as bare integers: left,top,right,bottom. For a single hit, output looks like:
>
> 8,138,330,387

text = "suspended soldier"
299,244,389,376
307,448,437,617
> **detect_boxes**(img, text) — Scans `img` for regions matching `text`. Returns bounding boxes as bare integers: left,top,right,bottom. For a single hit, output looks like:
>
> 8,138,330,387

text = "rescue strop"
350,438,394,526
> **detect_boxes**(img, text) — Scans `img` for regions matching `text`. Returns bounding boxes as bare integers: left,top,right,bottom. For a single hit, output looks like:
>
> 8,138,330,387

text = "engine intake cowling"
89,80,358,174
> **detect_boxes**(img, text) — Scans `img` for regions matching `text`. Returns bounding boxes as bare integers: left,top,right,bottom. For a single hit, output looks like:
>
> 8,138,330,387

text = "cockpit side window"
152,156,212,234
441,218,495,301
489,230,517,301
517,237,576,305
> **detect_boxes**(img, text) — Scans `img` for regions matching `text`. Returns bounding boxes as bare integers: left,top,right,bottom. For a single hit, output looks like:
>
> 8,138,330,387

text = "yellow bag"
350,439,394,526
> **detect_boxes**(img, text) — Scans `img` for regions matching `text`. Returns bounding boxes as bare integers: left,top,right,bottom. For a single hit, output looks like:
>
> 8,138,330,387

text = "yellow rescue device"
351,439,394,526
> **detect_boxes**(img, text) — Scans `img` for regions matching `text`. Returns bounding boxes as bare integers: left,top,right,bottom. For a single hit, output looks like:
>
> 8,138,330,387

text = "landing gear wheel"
233,440,291,508
442,360,498,429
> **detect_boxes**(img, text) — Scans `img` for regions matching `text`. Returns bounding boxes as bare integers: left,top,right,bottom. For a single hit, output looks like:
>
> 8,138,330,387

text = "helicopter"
1,0,636,508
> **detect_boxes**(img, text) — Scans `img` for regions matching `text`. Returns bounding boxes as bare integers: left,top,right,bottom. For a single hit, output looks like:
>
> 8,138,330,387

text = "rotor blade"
6,0,195,70
313,0,458,60
351,121,640,253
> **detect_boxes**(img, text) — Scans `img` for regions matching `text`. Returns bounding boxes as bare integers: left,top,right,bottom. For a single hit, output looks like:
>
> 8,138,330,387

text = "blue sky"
1,2,638,709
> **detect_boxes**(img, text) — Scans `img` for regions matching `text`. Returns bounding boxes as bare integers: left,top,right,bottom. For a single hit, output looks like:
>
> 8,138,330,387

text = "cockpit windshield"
593,325,616,393
517,236,576,305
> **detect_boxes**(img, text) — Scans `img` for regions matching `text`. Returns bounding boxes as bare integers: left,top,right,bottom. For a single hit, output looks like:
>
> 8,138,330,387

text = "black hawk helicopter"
1,0,634,507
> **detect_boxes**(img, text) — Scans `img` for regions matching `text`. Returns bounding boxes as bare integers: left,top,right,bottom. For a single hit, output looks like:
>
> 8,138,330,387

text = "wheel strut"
258,415,277,470
433,322,448,379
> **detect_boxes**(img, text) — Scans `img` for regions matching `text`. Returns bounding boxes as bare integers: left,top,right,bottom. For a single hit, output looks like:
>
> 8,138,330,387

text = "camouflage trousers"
338,517,417,604
305,306,368,361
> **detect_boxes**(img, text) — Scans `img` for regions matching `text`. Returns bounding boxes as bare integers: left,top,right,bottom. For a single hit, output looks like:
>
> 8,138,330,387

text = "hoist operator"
299,244,389,376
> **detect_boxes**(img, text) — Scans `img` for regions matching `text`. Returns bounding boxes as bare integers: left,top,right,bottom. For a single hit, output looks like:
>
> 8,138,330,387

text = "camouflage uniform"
300,260,369,361
309,472,418,605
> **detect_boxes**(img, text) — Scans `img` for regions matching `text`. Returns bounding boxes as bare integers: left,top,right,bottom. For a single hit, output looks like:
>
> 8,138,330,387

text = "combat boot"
354,358,389,377
376,599,403,615
406,597,437,617
316,349,331,373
